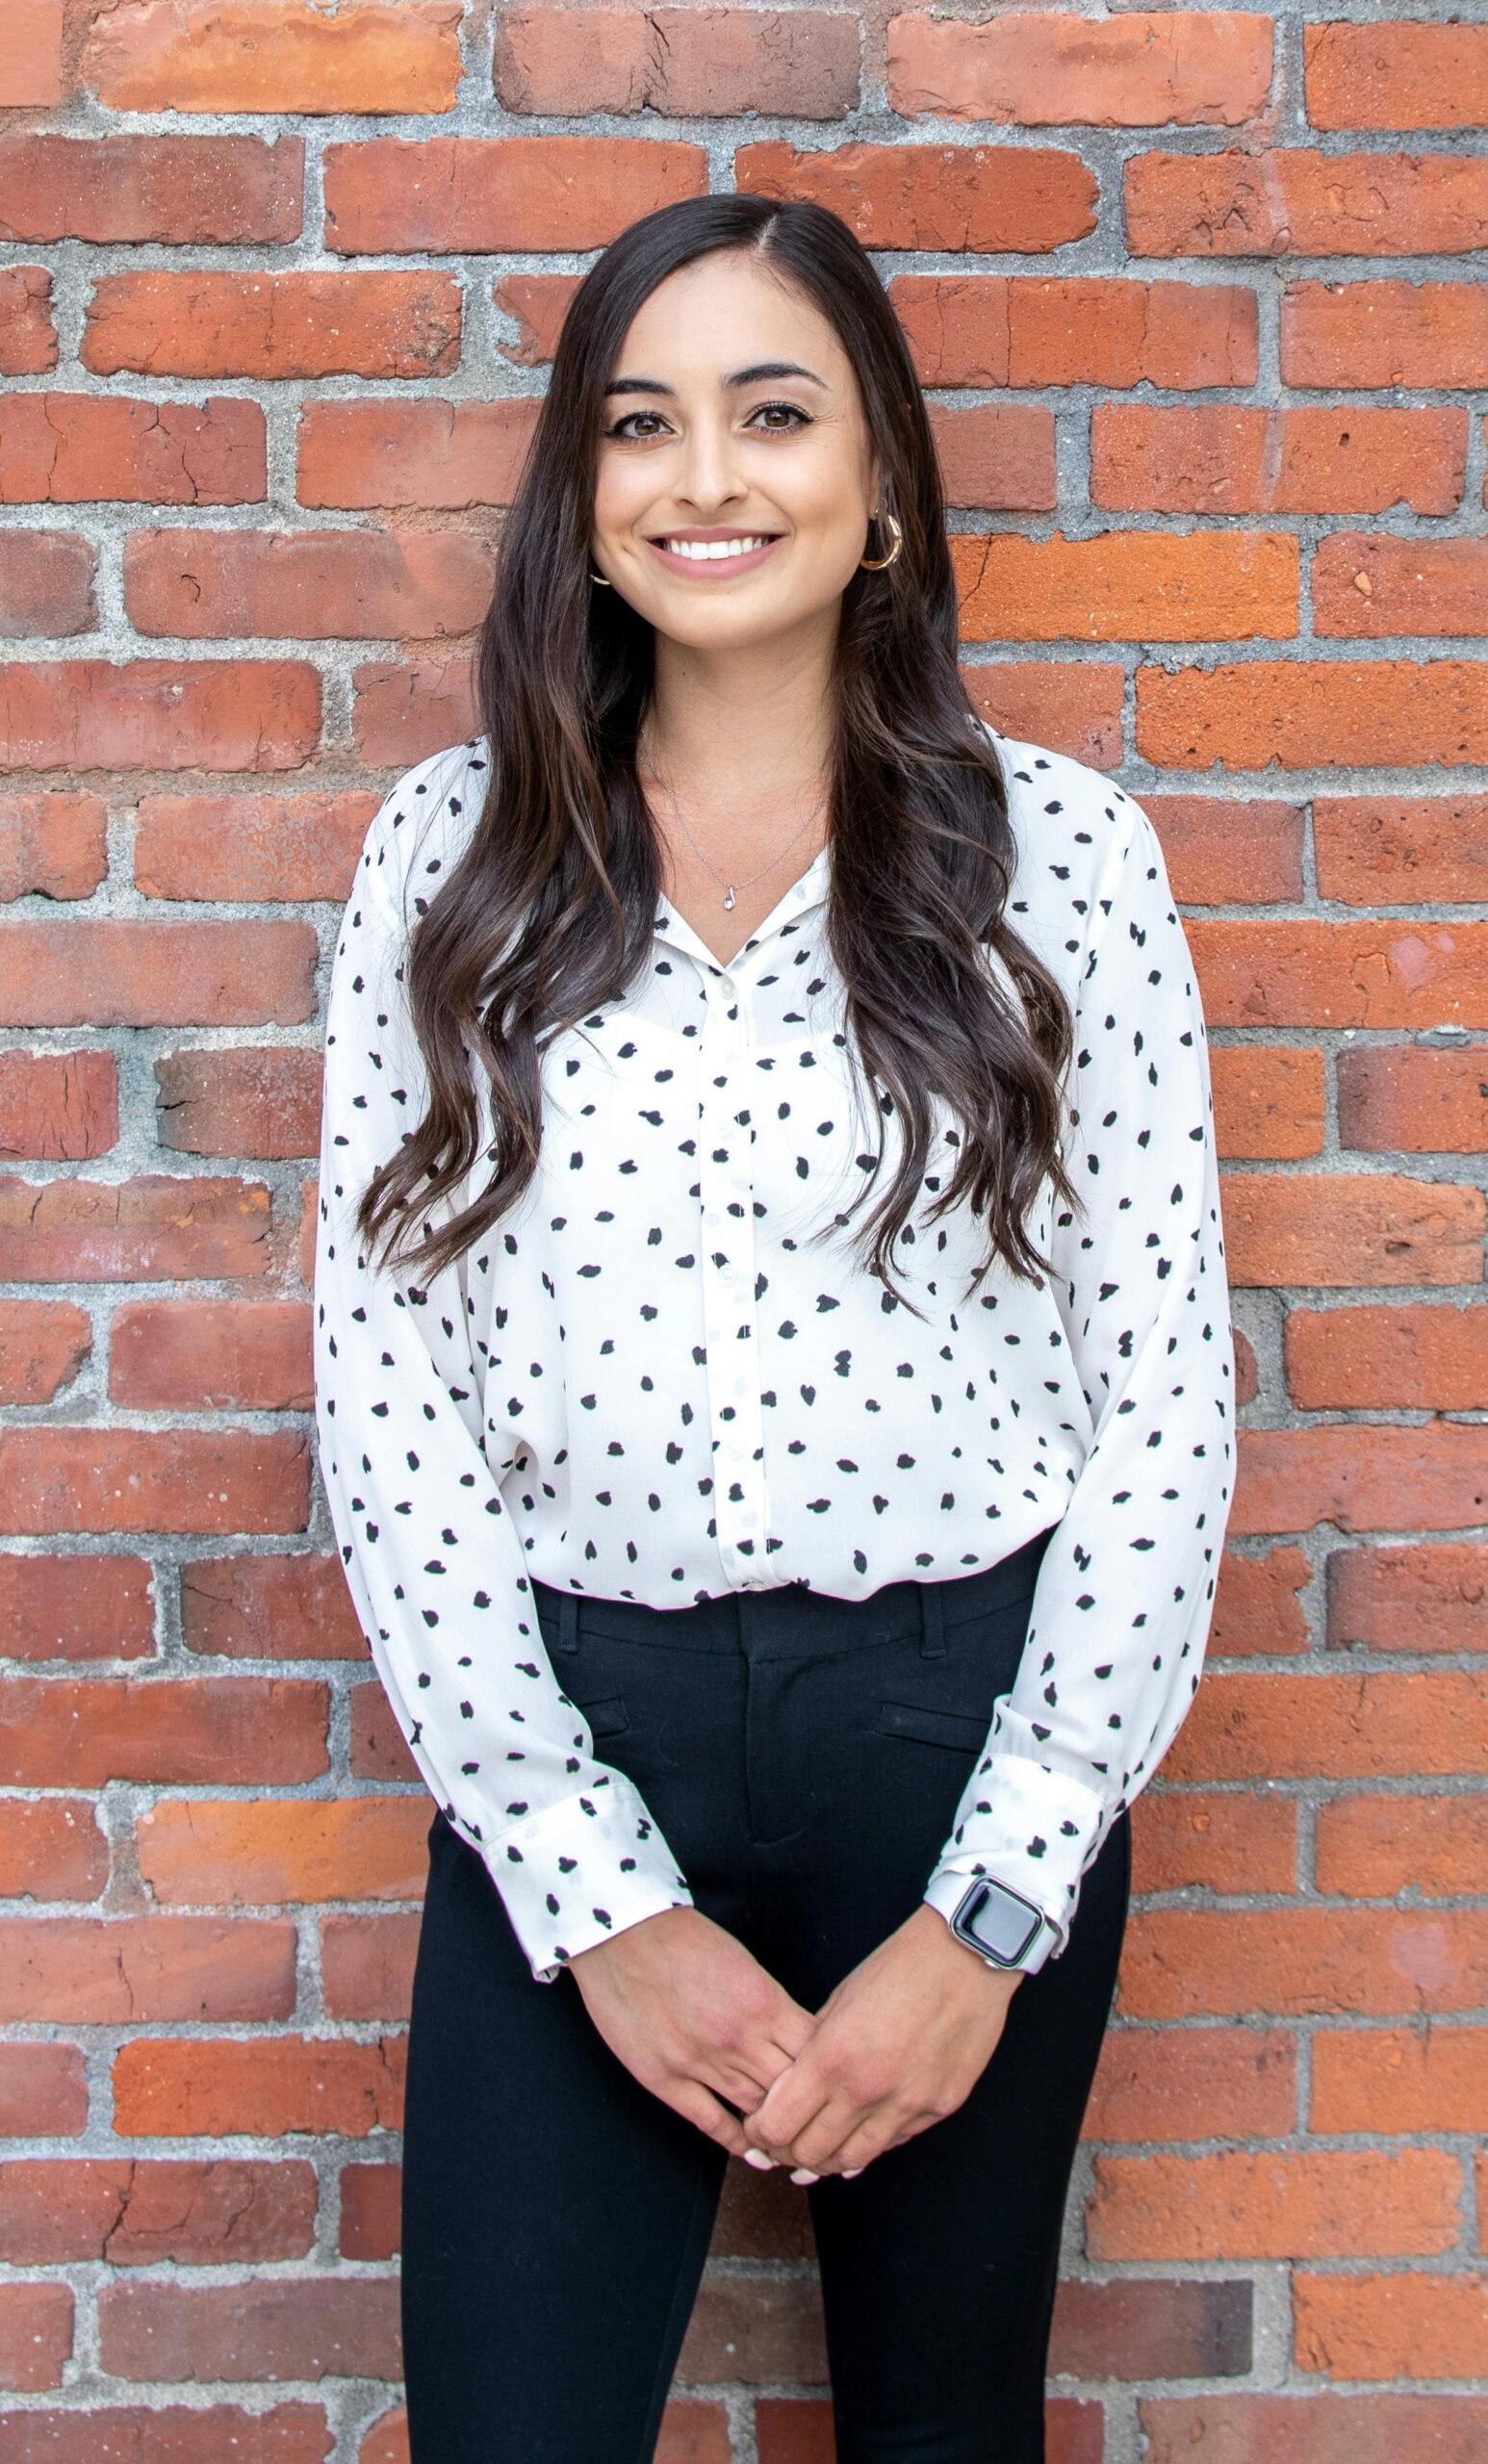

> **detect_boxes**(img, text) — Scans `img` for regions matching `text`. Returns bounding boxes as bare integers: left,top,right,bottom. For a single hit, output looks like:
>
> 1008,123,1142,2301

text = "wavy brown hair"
356,191,1085,1319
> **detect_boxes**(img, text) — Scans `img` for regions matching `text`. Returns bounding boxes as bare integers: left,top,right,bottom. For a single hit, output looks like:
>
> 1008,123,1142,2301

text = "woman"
314,192,1235,2464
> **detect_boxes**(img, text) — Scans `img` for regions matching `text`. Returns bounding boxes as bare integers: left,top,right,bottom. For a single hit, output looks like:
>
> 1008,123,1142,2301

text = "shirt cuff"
476,1771,695,1985
924,1741,1109,1964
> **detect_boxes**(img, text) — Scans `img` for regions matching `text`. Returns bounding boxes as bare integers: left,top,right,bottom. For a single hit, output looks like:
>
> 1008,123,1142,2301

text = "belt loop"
919,1579,947,1659
557,1593,580,1656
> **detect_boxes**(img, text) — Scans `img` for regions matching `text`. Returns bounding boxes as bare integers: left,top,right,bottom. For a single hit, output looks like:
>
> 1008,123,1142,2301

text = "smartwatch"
949,1875,1062,1973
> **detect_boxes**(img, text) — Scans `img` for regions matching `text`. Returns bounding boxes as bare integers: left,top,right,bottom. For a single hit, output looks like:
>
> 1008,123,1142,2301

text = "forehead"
613,257,845,383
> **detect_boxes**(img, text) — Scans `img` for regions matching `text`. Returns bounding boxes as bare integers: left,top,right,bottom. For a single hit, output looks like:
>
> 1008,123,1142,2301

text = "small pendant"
723,885,736,910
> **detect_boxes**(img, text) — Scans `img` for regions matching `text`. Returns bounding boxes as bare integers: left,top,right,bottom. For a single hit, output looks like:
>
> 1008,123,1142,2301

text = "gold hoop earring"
589,570,612,586
859,510,902,571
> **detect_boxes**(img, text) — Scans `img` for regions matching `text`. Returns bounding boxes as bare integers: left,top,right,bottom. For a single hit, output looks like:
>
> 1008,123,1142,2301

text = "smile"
645,535,784,576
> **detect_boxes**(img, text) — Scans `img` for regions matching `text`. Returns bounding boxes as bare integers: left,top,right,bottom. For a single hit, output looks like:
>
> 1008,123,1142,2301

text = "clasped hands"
569,1901,1022,2181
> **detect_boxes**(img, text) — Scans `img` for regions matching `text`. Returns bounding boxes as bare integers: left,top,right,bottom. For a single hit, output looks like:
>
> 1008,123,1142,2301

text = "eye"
603,400,813,441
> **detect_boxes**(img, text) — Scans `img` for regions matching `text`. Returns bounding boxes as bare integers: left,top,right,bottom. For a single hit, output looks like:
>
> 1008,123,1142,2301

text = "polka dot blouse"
314,729,1235,1985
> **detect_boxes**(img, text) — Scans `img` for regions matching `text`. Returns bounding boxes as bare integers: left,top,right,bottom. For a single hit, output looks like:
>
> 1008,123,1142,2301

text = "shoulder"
975,722,1163,979
350,736,491,937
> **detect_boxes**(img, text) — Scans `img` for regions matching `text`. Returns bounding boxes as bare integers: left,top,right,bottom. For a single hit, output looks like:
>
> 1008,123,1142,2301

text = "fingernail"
789,2169,820,2185
842,2168,864,2180
742,2149,774,2170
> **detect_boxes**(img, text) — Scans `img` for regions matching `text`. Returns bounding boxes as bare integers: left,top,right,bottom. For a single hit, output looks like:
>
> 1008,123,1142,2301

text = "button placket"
699,966,769,1588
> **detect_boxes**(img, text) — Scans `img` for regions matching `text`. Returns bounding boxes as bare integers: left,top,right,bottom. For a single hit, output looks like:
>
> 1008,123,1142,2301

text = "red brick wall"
2,4,1486,2456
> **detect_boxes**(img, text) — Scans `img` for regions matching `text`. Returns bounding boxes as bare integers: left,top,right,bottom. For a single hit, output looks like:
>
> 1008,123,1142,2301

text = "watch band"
947,1874,1063,1973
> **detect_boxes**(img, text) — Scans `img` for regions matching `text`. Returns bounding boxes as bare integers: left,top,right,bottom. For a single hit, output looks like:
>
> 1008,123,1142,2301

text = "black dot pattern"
313,730,1234,1982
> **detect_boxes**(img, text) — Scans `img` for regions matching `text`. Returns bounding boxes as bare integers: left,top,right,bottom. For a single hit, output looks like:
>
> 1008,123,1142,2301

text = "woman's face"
590,250,883,653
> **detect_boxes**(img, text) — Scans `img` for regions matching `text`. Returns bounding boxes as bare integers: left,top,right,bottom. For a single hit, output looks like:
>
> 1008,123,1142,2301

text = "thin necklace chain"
638,724,829,911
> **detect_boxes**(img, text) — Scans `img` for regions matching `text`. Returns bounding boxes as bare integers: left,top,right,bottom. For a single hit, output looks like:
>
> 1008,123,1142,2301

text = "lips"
644,534,785,576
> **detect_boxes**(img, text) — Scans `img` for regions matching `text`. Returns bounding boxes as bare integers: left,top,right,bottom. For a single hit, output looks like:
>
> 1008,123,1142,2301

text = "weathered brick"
1287,1303,1488,1408
98,2274,401,2383
0,659,321,771
0,532,95,641
0,2411,332,2464
1087,2029,1297,2143
320,1914,420,2021
182,1554,366,1662
125,528,494,642
113,2037,407,2138
735,141,1096,254
1315,796,1488,904
0,136,303,246
1305,23,1488,133
155,1048,322,1160
0,2281,72,2393
967,664,1123,769
1327,1541,1488,1656
83,0,465,115
0,0,64,108
1138,659,1488,770
0,1429,310,1538
1128,150,1488,258
137,792,377,903
0,1799,107,1901
0,1049,118,1161
134,1799,426,1905
1295,2272,1488,2382
1119,1906,1488,2018
110,1298,311,1411
325,137,706,253
0,1299,91,1407
0,1174,269,1280
0,2160,315,2266
1315,1795,1488,1899
0,1555,156,1664
1282,281,1488,389
0,1677,328,1786
0,922,317,1026
1314,536,1488,639
0,270,57,378
1217,1171,1483,1279
1132,1789,1298,1894
0,1917,296,2024
956,530,1296,644
894,274,1258,390
1089,2146,1462,2261
1232,1425,1488,1538
1091,406,1466,517
83,273,461,382
500,9,859,117
1142,2394,1488,2462
888,13,1272,127
0,395,265,506
1312,2027,1488,2134
1168,1670,1488,1784
0,2045,89,2139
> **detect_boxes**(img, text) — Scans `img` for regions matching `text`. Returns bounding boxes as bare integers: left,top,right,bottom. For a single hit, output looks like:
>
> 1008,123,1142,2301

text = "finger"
665,2076,755,2159
744,2068,834,2164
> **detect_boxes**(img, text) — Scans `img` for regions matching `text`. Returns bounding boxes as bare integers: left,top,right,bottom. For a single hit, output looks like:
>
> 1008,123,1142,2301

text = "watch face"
958,1881,1043,1966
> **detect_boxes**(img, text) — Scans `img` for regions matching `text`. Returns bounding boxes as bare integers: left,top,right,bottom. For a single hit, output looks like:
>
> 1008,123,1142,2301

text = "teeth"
660,536,775,561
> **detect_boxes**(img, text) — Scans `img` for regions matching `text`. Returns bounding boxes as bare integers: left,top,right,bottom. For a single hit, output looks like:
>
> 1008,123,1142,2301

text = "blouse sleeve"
313,765,695,1984
923,789,1235,1961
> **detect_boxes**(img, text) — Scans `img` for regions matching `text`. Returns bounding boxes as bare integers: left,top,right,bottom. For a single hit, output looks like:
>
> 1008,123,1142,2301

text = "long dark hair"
356,192,1084,1316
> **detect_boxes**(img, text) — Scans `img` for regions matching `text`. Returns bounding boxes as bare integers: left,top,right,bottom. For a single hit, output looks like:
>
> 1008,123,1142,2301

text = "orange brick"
1131,1789,1298,1893
0,659,321,772
297,399,537,511
0,1555,156,1664
499,8,859,118
0,923,317,1028
1305,23,1488,133
888,13,1272,127
0,1916,296,2024
1091,405,1466,517
124,528,493,642
83,0,465,114
112,2037,406,2139
1283,281,1488,390
0,269,57,377
83,272,461,382
1128,150,1488,259
0,0,64,107
135,1799,428,1905
0,2159,314,2266
0,395,265,506
1315,796,1488,905
1219,1170,1483,1282
1313,2027,1488,2136
894,274,1258,391
1327,1542,1488,1656
1212,1046,1324,1162
1210,1546,1314,1656
966,664,1123,769
0,1428,310,1538
956,531,1296,645
736,141,1095,254
1169,1670,1488,1784
1086,2027,1296,2143
1119,1906,1488,2019
0,1677,327,1787
1315,536,1488,639
1316,1795,1488,1899
325,136,706,253
0,1299,91,1407
1089,2146,1461,2262
1288,1304,1488,1409
1138,659,1488,770
0,136,302,246
1296,2272,1488,2382
1142,2393,1488,2462
1142,797,1305,905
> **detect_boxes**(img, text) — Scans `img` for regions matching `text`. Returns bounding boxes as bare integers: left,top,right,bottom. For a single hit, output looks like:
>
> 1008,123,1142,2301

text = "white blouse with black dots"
313,729,1235,1985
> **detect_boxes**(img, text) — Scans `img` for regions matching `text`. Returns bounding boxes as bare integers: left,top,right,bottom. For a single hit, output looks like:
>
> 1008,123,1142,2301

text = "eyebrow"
602,361,829,399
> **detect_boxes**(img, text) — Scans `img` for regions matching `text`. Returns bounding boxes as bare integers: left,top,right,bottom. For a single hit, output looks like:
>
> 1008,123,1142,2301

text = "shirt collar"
653,839,832,973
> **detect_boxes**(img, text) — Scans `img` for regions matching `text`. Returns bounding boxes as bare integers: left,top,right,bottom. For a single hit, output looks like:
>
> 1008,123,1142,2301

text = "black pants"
400,1525,1130,2464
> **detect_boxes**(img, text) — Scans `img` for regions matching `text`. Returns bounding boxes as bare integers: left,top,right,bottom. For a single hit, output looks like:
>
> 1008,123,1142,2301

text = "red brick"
1327,1542,1488,1656
736,141,1095,253
0,1428,310,1538
1305,23,1488,133
83,0,465,114
1138,659,1488,770
325,137,706,253
0,921,317,1027
1218,1171,1482,1281
1089,2146,1461,2262
1132,1789,1297,1894
1118,1906,1488,2019
1288,1304,1488,1409
957,530,1296,645
0,2159,314,2266
0,1676,327,1787
135,1798,427,1905
0,533,94,638
339,2162,399,2259
111,1299,311,1411
0,1799,107,1900
125,528,493,642
321,1913,420,2021
83,273,461,382
1312,2027,1488,2135
0,1917,296,2023
1316,797,1488,905
155,1048,322,1160
0,2410,331,2463
894,273,1258,390
0,1299,91,1406
351,658,476,766
1128,150,1488,259
1316,1795,1488,1899
0,2044,89,2139
0,395,266,507
0,270,56,378
0,658,321,771
0,793,108,900
358,2412,409,2464
0,136,303,246
1211,1046,1324,1161
0,2282,71,2393
297,399,537,511
1211,1546,1313,1657
1086,2028,1296,2143
1169,1670,1488,1784
1091,405,1466,518
965,664,1123,769
491,270,574,365
678,2276,826,2386
888,12,1271,127
0,1050,117,1162
499,9,859,118
1056,2278,1252,2382
0,1555,156,1664
1350,1050,1488,1170
1142,2393,1488,2462
1197,918,1488,1033
349,1683,420,1784
0,0,64,106
1232,1424,1488,1541
98,2275,401,2383
137,792,376,903
182,1553,366,1662
1282,282,1488,390
1315,536,1488,639
1296,2272,1488,2382
0,1174,269,1280
112,2037,406,2139
931,406,1058,512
